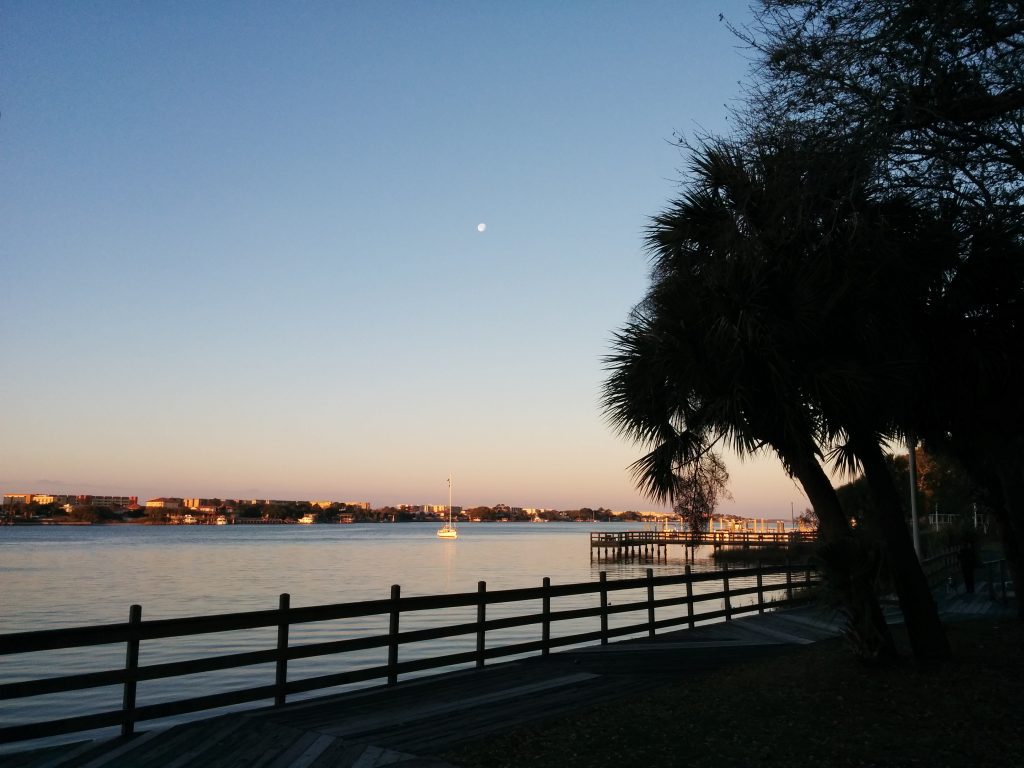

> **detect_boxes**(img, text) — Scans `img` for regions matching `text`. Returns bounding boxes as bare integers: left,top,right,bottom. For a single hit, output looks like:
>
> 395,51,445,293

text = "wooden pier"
590,529,816,561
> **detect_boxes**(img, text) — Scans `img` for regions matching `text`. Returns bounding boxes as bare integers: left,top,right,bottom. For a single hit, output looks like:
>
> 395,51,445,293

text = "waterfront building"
2,493,137,508
80,495,138,508
145,497,183,509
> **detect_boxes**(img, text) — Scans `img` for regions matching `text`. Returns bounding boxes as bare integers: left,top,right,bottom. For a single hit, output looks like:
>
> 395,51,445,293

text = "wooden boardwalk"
5,592,1012,768
0,605,874,768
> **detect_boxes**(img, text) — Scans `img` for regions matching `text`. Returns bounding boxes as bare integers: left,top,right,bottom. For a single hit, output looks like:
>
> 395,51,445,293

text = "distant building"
183,498,220,510
3,493,136,508
3,493,72,506
145,497,183,509
78,495,137,508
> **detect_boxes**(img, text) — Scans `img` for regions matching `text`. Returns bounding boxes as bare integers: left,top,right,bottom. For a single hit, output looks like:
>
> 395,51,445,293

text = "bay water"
0,522,772,752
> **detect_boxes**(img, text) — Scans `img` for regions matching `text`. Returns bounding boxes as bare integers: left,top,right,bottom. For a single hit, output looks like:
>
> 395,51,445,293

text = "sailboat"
437,475,458,539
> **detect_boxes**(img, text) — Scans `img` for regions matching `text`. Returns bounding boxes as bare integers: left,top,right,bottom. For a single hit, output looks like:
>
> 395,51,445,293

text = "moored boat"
437,475,458,539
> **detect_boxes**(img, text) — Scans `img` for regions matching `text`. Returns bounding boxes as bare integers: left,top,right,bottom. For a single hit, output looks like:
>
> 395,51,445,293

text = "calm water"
0,522,773,752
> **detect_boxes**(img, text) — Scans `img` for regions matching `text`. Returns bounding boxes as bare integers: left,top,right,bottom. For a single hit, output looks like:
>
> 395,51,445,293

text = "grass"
445,618,1022,768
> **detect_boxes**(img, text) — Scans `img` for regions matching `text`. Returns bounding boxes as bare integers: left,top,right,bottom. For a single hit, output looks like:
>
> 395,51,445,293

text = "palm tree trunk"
788,452,896,661
853,436,950,662
788,454,849,540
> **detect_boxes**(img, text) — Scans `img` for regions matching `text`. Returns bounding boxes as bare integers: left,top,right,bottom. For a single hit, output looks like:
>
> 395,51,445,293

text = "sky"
1,1,810,515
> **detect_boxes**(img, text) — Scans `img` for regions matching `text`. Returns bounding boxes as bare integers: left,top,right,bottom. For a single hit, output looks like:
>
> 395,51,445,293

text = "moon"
477,222,486,233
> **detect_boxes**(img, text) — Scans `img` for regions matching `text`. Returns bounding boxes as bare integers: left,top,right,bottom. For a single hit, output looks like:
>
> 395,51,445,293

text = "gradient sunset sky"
1,1,809,515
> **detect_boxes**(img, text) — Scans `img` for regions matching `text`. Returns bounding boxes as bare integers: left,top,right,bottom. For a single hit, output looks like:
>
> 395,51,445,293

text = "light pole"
907,436,921,559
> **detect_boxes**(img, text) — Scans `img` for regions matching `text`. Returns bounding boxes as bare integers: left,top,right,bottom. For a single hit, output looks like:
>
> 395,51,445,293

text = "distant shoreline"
0,518,619,526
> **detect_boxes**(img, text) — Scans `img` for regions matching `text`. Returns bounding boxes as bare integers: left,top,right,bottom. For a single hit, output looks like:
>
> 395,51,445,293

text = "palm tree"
605,139,952,660
605,276,897,660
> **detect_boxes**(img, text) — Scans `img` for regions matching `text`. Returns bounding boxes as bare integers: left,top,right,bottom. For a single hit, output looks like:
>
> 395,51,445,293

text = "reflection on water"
0,522,789,752
439,534,456,593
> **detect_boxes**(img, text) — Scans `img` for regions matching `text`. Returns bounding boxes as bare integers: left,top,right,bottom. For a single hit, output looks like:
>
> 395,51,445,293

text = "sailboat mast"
448,475,452,525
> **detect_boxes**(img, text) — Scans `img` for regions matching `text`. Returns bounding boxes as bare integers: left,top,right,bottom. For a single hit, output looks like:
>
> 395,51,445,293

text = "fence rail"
0,561,817,745
920,548,961,589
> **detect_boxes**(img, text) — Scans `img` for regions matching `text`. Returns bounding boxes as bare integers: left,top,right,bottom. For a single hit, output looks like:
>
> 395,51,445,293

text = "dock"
590,529,816,561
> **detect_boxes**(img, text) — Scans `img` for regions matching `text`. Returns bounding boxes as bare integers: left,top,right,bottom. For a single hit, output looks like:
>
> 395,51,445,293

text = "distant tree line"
2,500,634,525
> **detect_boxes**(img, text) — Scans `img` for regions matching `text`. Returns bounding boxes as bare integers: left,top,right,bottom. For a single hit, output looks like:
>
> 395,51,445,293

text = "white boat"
437,475,458,539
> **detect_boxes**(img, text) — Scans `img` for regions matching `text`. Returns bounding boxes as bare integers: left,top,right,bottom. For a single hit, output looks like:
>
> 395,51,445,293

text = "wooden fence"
920,548,962,589
0,561,816,746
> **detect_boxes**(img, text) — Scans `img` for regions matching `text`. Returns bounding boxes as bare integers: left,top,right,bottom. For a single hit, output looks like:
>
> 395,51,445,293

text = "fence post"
599,571,609,645
387,585,400,685
542,577,551,656
685,564,695,629
275,593,290,707
756,561,764,614
646,568,656,638
476,581,487,668
785,558,794,602
121,604,142,737
722,562,732,621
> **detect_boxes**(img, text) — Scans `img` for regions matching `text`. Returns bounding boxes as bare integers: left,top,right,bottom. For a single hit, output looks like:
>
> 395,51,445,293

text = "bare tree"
672,451,731,541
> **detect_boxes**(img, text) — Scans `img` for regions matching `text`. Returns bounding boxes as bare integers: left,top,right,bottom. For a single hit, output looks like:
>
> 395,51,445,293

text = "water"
0,522,782,752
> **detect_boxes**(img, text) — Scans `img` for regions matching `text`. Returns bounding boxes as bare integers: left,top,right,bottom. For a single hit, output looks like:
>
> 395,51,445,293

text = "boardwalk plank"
765,612,843,638
160,716,254,768
15,740,99,768
379,677,641,754
264,730,327,768
310,739,368,768
265,673,598,739
279,733,336,768
350,744,385,768
708,619,814,645
109,719,231,768
249,723,311,768
77,731,164,768
168,720,296,768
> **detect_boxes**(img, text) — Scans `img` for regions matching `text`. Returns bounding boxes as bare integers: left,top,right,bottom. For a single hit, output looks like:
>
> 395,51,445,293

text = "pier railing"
0,561,817,745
